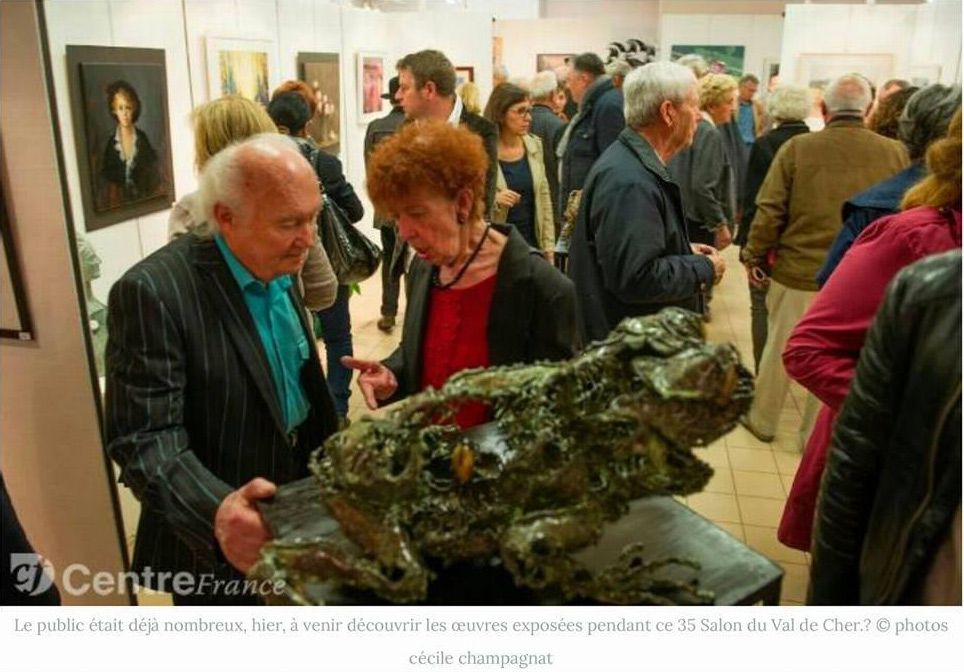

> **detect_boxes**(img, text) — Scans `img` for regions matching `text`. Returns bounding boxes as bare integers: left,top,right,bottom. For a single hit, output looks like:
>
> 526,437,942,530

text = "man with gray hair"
529,69,566,234
740,74,909,444
105,134,340,604
819,83,961,285
568,61,725,342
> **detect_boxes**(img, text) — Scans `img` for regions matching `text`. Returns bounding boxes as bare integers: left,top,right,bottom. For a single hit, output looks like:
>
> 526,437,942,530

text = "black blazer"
459,106,499,220
382,226,578,402
105,234,338,583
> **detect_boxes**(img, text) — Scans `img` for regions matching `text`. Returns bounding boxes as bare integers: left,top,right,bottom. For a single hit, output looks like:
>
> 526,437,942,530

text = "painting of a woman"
99,80,161,209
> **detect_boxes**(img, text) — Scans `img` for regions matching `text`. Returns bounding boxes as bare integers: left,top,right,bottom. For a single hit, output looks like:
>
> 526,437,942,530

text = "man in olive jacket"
740,74,908,443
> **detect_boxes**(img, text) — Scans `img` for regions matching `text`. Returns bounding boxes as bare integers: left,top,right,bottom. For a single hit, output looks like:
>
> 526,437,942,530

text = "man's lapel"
191,236,288,438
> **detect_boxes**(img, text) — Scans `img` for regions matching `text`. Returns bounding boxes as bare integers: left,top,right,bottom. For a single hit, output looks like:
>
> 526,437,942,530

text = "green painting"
670,44,745,77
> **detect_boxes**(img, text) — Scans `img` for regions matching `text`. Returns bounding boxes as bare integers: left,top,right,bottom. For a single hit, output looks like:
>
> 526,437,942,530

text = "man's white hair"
530,70,558,100
765,85,811,123
197,133,302,234
675,54,708,79
606,59,633,79
824,74,873,115
624,61,696,129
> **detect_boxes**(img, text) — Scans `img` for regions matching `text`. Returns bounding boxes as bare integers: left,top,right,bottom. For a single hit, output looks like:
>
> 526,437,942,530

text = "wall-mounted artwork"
455,66,475,88
206,37,274,105
65,45,175,231
357,52,385,124
1,178,34,341
536,53,572,73
671,45,745,77
297,52,341,155
907,64,942,88
796,53,894,90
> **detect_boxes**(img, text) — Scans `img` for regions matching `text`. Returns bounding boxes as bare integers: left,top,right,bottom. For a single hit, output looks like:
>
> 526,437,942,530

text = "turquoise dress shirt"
215,235,310,433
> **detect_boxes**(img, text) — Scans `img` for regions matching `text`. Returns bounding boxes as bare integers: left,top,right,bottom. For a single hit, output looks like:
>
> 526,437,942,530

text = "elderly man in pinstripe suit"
105,134,339,605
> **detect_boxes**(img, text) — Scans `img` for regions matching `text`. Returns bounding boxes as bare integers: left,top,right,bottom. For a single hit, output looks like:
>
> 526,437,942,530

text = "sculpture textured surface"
254,308,753,604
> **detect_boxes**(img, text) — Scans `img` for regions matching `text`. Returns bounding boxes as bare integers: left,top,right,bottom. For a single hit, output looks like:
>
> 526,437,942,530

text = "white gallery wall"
780,0,962,86
494,9,661,82
42,0,493,302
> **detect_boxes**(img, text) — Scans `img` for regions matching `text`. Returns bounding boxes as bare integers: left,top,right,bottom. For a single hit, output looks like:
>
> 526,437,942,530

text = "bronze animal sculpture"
253,308,754,605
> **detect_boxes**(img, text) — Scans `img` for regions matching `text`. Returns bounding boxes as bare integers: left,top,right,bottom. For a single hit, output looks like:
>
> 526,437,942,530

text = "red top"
420,273,498,429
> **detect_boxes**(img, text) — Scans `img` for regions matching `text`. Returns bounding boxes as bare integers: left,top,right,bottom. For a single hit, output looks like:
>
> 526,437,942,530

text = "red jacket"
778,205,961,551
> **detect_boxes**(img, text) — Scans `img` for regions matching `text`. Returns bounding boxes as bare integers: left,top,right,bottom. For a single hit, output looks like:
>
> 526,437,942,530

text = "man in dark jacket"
394,49,498,219
529,69,567,236
557,52,625,215
568,62,725,343
809,250,961,605
364,76,407,331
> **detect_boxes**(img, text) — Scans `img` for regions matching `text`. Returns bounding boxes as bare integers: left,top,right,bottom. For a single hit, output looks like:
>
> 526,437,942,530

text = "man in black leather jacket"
809,249,961,605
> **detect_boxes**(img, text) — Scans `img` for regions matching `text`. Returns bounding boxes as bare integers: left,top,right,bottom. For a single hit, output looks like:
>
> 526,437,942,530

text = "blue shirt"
737,100,756,145
215,235,310,433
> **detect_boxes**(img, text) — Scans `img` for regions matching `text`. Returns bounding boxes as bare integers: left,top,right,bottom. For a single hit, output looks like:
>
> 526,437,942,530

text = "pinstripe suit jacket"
105,234,338,583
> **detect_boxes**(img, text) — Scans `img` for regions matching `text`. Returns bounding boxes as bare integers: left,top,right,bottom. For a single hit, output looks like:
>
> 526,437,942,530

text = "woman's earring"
457,212,467,225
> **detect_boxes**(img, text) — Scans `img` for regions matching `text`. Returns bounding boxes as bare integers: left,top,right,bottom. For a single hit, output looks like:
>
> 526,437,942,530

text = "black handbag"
318,194,382,284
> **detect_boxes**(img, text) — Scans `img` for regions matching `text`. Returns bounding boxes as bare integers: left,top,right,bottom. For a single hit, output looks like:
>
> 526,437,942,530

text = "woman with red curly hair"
342,121,578,428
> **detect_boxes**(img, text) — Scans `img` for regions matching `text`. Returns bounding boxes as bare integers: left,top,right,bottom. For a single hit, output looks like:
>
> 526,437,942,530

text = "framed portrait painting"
297,52,341,155
455,66,475,88
65,45,175,231
357,52,385,124
206,37,274,105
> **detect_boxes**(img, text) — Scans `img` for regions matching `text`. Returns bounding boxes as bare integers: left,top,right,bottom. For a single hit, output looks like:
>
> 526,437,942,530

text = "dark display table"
260,478,783,606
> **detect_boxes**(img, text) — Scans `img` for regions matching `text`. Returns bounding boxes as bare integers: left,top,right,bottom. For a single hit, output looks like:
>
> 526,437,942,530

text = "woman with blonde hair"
343,121,576,429
457,81,482,115
484,83,555,260
779,108,962,554
168,95,337,315
169,96,276,238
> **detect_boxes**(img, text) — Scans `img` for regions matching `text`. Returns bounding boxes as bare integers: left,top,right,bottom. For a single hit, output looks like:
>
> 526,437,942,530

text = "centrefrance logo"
8,554,285,598
10,553,55,596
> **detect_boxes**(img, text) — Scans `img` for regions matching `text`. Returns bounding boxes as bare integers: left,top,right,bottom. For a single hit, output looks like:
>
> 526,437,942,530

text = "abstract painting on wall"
357,52,384,124
206,37,274,105
670,45,746,77
298,52,341,155
65,45,175,231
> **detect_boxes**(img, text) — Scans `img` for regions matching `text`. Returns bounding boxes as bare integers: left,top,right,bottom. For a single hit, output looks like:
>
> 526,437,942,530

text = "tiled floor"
334,245,811,606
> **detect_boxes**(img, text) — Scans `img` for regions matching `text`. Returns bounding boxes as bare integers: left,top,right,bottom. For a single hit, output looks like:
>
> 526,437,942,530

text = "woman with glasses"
484,83,556,261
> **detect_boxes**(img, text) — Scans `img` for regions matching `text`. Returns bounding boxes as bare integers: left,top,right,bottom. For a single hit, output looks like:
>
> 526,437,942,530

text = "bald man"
105,134,339,605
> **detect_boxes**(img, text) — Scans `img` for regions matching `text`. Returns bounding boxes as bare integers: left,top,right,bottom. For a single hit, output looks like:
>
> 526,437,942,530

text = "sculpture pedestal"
259,478,783,606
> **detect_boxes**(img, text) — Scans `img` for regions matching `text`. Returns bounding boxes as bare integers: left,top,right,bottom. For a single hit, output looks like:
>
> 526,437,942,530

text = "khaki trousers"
746,279,817,439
